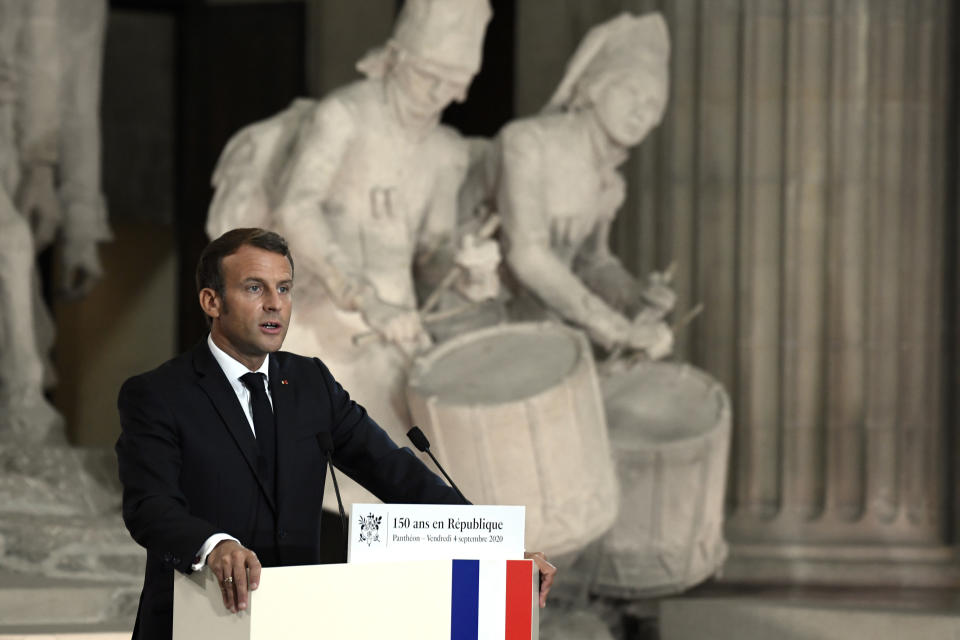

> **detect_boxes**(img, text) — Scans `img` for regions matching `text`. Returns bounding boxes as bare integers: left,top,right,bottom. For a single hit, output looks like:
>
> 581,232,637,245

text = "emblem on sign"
357,513,382,546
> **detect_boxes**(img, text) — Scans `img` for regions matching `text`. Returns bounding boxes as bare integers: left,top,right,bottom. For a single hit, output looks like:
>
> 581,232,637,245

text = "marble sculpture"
490,12,676,360
0,0,111,441
207,0,501,508
0,1,141,608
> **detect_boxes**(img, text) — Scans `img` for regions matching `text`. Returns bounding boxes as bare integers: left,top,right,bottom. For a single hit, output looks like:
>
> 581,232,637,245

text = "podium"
172,558,539,639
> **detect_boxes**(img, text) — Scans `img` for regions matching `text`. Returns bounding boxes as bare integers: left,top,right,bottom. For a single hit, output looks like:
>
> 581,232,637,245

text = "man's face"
202,245,293,370
593,73,667,148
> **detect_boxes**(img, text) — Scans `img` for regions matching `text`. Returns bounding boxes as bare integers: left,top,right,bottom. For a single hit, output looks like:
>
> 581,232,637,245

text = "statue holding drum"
479,12,732,600
406,13,683,567
490,13,675,361
207,0,502,509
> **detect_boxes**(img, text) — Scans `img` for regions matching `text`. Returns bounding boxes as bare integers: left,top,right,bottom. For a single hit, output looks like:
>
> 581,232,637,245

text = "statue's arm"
56,0,111,245
573,217,645,316
575,191,676,318
14,0,61,251
273,96,431,353
413,130,469,294
16,0,59,170
499,125,630,349
413,129,503,307
55,0,111,298
273,99,368,310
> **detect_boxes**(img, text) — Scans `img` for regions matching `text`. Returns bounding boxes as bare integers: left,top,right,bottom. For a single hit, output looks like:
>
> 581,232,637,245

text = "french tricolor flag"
449,559,536,640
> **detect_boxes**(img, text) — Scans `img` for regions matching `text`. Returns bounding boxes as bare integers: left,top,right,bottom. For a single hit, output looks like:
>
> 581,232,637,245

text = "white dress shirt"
207,333,273,434
191,334,273,570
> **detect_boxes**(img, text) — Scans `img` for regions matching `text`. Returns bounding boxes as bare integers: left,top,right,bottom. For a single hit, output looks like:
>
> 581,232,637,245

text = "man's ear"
198,288,221,319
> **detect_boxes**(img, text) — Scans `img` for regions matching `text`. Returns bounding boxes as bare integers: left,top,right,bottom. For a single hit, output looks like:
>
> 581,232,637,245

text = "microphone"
316,432,348,539
406,426,469,505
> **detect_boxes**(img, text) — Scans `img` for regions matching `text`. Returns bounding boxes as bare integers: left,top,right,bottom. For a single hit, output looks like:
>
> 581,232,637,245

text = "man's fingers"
220,574,236,612
233,547,262,609
207,540,249,613
234,565,249,611
248,555,262,590
525,551,557,608
210,564,230,611
218,545,246,613
207,542,261,613
218,556,239,612
538,565,556,608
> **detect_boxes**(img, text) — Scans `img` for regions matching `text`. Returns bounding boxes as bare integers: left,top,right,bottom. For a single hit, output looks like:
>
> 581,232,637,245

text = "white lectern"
173,558,539,639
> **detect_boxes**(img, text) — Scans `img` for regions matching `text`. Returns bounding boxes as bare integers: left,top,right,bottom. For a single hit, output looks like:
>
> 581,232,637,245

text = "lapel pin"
281,379,289,385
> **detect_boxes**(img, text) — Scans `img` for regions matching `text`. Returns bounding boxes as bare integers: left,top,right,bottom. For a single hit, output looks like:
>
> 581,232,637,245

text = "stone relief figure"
0,0,60,441
0,0,110,441
0,0,142,601
492,12,675,360
50,0,112,298
208,0,498,507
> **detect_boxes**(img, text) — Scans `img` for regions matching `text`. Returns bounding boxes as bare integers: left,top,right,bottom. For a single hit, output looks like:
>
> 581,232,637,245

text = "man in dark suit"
116,228,492,639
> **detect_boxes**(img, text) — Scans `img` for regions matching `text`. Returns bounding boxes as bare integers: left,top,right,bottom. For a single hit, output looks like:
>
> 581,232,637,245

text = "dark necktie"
240,372,277,495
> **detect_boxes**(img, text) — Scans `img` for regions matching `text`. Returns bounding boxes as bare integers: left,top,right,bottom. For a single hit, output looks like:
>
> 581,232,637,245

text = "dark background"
105,0,516,351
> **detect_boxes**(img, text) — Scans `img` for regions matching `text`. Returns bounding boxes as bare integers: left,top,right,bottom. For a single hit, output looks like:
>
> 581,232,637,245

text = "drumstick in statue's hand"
420,214,501,314
353,214,501,347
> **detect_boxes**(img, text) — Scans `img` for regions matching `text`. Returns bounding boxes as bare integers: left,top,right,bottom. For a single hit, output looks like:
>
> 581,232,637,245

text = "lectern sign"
348,503,525,563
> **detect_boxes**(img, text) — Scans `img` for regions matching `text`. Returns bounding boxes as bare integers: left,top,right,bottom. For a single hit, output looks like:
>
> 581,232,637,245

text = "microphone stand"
316,433,348,539
407,426,470,505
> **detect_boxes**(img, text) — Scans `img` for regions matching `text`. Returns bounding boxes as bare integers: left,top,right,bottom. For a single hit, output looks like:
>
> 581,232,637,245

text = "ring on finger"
223,576,234,585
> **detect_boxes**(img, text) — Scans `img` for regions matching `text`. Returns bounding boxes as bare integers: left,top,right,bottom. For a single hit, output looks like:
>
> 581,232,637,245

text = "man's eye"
247,285,261,293
278,286,290,294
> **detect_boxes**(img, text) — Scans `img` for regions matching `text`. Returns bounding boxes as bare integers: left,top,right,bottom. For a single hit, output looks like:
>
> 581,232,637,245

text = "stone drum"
592,361,731,598
406,323,618,556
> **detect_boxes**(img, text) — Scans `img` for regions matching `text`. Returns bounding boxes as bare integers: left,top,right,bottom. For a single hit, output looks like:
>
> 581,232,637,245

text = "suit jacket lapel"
271,354,299,515
193,342,277,514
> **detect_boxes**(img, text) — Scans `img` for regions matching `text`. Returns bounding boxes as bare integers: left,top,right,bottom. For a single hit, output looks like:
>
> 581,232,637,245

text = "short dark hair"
196,228,295,300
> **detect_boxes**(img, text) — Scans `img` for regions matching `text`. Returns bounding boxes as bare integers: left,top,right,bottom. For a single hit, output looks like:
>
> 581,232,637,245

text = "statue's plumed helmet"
546,12,670,112
357,0,492,85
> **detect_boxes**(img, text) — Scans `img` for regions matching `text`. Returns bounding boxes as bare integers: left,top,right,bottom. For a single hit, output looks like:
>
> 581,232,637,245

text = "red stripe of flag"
504,560,532,640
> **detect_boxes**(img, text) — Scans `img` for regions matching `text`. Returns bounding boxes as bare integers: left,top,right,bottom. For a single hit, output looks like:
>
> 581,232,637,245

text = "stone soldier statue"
0,0,110,440
493,13,675,359
207,0,499,508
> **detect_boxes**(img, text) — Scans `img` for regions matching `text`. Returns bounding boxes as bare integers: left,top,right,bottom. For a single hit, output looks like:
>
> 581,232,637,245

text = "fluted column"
516,0,956,586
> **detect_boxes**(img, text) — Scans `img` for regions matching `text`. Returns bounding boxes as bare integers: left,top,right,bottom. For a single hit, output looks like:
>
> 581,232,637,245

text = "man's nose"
264,289,282,310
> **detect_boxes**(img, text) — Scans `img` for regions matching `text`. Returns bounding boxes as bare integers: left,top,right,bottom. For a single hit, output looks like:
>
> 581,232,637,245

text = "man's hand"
524,551,557,608
207,540,261,614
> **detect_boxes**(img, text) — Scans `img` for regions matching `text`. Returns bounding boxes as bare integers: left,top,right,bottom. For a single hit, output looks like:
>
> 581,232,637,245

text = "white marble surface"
493,13,675,359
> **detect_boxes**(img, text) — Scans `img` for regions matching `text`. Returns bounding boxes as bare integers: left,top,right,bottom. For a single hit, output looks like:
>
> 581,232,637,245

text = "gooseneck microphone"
406,426,470,505
316,432,348,538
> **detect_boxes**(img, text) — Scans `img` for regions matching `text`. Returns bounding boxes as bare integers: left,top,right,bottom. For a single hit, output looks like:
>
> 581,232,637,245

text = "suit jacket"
116,341,461,639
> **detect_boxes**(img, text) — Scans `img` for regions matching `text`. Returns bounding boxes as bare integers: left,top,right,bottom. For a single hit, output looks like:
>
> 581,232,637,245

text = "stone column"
516,0,956,586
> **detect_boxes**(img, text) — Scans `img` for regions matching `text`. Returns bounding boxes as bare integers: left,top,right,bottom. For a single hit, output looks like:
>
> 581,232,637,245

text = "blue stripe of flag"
450,559,480,640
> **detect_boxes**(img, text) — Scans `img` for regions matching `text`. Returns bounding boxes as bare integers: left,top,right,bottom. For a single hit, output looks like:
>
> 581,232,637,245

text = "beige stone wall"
518,0,956,586
48,0,956,583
